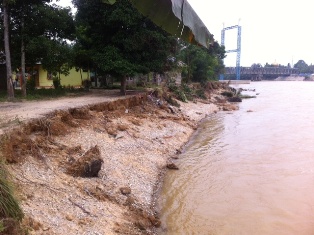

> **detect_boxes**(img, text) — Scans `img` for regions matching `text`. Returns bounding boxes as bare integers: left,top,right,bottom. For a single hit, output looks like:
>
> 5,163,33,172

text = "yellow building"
16,65,90,88
38,65,90,88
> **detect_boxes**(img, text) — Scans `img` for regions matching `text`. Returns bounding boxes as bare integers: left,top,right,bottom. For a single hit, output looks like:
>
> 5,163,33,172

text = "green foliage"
0,0,75,97
0,162,23,221
167,82,179,93
293,60,313,74
25,88,64,100
102,0,116,4
175,89,188,102
0,91,6,102
166,81,189,102
7,1,75,70
178,41,225,83
26,76,36,91
195,89,206,99
182,83,192,93
181,83,193,100
0,87,87,101
82,79,91,90
52,77,61,90
162,92,180,107
73,0,175,93
166,81,209,102
41,41,73,79
0,220,4,232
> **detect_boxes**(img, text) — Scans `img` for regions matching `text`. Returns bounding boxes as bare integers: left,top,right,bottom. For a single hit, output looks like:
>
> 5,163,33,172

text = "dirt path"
0,89,139,135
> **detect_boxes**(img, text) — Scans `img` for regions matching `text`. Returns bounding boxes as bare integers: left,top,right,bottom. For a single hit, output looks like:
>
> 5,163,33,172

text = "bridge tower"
220,24,242,80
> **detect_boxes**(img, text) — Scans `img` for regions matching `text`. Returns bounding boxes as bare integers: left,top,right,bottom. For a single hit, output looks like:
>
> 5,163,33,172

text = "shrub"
182,83,192,93
181,83,193,101
0,161,23,221
26,76,36,91
163,94,180,107
175,89,187,102
168,82,178,92
52,77,61,89
195,89,206,99
0,221,4,232
82,79,91,91
65,85,75,91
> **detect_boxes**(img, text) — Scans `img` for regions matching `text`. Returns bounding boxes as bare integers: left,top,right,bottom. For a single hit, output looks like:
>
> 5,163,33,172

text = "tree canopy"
178,41,225,83
0,0,75,96
1,0,226,97
74,0,176,93
293,60,313,74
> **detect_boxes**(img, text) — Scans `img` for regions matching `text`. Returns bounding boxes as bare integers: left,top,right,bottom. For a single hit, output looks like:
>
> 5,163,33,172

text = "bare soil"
0,85,237,234
0,90,139,135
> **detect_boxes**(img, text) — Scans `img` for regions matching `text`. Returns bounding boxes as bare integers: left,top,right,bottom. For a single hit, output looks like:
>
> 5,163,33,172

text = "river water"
159,81,314,235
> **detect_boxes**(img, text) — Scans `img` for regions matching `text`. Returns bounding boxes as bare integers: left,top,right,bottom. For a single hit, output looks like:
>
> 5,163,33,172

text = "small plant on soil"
0,159,24,235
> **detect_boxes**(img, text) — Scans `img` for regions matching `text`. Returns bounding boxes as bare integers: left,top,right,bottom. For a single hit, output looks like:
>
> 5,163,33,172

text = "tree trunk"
79,68,83,83
21,36,26,96
187,54,191,83
3,1,14,99
120,76,127,95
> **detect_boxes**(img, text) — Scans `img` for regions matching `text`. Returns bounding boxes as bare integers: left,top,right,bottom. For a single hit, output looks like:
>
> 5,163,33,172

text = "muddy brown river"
159,81,314,235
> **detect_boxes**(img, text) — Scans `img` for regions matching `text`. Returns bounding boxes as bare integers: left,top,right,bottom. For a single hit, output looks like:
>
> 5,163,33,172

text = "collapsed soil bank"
0,85,236,234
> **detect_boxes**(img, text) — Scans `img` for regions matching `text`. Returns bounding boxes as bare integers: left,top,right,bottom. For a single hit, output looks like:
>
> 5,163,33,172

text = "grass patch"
0,91,7,102
0,87,87,101
0,163,23,220
0,155,23,226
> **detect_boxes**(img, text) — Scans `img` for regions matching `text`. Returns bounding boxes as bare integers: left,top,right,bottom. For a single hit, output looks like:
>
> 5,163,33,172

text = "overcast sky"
57,0,314,67
187,0,314,67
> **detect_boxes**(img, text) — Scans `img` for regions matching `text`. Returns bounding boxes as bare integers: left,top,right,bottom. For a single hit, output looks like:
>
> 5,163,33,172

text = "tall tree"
41,39,72,80
5,1,74,94
0,0,75,96
11,0,52,96
3,0,14,99
74,0,175,94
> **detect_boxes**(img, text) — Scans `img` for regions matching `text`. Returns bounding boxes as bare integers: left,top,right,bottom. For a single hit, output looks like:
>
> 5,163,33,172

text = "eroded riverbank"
0,84,236,234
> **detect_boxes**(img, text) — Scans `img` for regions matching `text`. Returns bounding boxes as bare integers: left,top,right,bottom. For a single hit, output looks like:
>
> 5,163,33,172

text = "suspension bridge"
219,24,298,80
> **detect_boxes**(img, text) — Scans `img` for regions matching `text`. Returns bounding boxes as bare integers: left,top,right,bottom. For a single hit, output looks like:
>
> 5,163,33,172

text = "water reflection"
159,81,314,235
